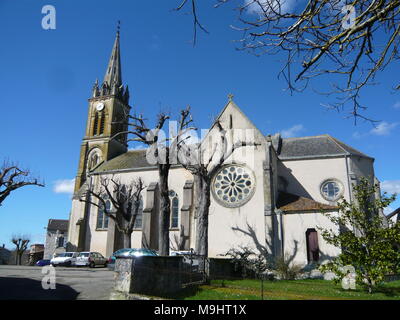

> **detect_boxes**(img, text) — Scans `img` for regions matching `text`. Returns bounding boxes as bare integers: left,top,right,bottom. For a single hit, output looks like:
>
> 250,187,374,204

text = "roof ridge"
325,134,350,155
328,135,371,159
280,134,329,140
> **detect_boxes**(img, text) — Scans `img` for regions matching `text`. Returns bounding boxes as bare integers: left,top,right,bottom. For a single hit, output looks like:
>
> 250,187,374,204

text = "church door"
306,229,319,263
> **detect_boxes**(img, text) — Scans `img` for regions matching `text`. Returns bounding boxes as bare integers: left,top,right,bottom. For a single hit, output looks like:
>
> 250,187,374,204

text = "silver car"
75,251,108,268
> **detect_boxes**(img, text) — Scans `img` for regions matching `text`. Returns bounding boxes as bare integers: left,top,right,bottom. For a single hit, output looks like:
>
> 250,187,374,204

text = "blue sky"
0,0,399,248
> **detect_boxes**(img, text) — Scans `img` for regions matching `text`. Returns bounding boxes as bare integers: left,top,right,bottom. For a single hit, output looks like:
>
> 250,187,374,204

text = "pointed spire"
103,22,122,89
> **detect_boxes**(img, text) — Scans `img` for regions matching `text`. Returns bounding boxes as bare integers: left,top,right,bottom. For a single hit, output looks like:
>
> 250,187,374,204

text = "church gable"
211,99,265,140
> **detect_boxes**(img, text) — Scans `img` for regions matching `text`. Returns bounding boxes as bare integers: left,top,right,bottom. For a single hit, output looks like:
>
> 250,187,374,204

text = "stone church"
67,30,379,266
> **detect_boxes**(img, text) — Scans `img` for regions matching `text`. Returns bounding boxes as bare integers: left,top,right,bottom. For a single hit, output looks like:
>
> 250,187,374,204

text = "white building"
67,30,379,267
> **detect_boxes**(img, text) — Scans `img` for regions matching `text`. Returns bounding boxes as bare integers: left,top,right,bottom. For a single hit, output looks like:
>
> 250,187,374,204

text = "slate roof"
277,192,338,212
92,135,371,173
279,134,372,160
47,219,69,232
95,149,153,173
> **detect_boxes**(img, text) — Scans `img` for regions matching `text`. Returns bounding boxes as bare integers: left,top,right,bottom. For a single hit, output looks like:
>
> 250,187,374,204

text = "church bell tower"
74,28,130,192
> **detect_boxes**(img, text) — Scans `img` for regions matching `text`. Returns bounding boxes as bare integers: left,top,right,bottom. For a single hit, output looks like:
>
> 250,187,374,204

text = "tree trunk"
123,232,131,249
158,165,171,256
195,176,211,257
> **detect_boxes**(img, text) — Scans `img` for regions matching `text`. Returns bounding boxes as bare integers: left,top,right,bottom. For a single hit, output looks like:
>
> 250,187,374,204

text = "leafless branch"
178,0,400,122
0,160,44,207
79,176,145,237
174,0,209,46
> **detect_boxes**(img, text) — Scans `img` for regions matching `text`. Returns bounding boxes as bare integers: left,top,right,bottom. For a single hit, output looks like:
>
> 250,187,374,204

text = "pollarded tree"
319,177,400,293
11,235,30,265
176,0,400,121
176,110,259,257
0,161,44,207
112,108,194,256
79,176,145,248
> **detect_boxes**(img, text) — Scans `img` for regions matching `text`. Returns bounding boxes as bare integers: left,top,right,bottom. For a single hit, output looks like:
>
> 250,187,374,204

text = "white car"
50,252,78,267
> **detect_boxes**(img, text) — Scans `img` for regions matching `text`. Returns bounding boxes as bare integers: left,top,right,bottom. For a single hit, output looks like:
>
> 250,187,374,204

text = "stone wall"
114,256,183,297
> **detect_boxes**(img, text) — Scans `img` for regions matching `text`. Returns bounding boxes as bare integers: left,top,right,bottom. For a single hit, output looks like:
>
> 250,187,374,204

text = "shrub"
274,254,303,280
319,177,400,293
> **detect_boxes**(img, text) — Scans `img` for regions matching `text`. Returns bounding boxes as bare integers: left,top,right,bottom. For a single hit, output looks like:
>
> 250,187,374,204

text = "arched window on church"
87,149,102,173
57,234,65,248
96,200,110,230
133,197,144,229
89,153,98,171
169,190,179,229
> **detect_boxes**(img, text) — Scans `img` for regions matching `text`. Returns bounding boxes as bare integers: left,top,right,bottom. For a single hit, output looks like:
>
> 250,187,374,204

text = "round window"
320,180,343,201
212,165,255,208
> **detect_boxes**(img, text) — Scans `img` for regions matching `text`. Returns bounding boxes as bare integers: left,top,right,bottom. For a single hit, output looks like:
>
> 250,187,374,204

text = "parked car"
170,250,199,269
50,252,78,267
36,259,51,267
107,248,158,270
75,251,108,268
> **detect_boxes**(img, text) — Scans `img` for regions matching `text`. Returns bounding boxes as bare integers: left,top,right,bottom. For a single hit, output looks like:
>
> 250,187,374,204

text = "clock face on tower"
96,103,105,111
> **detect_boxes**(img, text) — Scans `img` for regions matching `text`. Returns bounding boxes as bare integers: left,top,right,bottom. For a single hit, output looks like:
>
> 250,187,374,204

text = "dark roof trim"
387,207,400,220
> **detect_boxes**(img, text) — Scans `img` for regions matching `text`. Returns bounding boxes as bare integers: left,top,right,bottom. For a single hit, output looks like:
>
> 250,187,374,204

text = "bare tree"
112,108,193,256
0,161,44,207
11,235,30,265
79,176,145,248
177,0,400,122
177,114,260,257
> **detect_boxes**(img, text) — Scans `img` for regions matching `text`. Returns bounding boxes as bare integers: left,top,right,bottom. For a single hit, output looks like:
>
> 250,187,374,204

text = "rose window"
320,180,343,201
212,165,255,207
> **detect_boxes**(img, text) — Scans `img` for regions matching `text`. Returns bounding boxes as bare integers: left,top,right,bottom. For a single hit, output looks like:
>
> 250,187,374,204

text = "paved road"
0,265,114,300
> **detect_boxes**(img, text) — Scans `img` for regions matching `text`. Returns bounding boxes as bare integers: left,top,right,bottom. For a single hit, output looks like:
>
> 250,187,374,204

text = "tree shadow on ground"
0,277,79,300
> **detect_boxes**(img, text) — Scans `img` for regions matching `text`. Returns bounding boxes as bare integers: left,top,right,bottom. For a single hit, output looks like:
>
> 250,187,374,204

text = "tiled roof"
47,219,69,232
277,192,338,212
95,149,153,173
279,134,372,160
